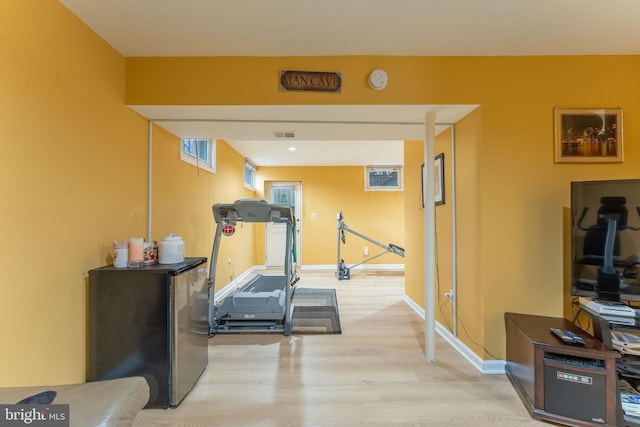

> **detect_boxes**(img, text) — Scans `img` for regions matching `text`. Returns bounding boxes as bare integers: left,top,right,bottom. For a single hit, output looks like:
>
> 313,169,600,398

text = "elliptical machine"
577,196,640,300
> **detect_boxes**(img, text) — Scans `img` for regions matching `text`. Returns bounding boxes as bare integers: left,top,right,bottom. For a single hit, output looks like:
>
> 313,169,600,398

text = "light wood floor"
133,269,546,426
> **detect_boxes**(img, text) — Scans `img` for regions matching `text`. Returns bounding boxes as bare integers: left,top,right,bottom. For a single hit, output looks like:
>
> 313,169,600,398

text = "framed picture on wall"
422,153,445,207
554,108,623,163
434,153,445,205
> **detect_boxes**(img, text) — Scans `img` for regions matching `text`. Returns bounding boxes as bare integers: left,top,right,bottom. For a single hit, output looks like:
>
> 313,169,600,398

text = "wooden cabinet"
505,312,621,427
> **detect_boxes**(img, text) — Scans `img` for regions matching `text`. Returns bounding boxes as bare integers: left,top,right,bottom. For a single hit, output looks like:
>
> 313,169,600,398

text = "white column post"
424,112,436,362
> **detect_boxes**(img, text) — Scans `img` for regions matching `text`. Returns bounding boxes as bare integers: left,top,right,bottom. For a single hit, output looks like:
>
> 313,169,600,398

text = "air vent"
273,131,296,139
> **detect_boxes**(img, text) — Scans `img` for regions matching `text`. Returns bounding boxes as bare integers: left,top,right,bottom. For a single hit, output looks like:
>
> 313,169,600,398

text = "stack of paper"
620,379,640,420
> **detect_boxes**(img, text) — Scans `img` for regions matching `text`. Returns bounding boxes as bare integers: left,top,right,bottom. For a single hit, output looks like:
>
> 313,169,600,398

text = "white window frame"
244,159,256,190
180,138,216,174
364,166,403,191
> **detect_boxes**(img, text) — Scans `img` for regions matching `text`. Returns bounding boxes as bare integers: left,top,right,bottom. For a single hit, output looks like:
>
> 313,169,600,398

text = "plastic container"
158,233,185,264
113,240,128,268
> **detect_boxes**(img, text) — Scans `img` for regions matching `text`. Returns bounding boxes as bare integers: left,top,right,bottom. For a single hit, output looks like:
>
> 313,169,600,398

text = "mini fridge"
87,257,209,408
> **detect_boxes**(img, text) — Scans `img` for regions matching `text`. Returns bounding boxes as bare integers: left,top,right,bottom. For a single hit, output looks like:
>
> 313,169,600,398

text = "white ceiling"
132,104,478,166
58,0,640,57
59,0,640,166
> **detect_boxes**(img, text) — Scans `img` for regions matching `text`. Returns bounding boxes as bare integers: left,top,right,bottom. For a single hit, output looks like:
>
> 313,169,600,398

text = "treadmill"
208,199,298,335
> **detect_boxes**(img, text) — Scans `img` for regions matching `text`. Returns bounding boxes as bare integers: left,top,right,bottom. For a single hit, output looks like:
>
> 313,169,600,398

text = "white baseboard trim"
212,265,265,303
402,294,506,375
300,264,405,272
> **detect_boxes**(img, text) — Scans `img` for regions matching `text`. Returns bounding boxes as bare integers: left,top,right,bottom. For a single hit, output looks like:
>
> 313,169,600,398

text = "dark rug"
291,288,342,334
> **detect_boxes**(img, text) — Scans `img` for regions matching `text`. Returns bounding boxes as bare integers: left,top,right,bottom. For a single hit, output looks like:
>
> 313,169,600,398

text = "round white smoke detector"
368,69,388,90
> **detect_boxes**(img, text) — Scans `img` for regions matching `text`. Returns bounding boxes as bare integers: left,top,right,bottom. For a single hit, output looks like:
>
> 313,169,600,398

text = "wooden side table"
505,312,621,427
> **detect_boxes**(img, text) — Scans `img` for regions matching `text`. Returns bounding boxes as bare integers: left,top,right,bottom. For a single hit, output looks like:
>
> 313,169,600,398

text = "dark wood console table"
505,312,621,427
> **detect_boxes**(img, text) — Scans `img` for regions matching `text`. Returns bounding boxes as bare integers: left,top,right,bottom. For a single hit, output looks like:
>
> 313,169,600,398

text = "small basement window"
181,138,216,174
244,159,256,190
365,166,403,191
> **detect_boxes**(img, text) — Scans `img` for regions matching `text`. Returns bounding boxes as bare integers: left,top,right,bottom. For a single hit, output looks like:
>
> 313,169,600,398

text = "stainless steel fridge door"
171,264,209,405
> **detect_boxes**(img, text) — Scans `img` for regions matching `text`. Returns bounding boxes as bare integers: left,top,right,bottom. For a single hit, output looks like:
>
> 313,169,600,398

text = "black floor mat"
291,288,341,334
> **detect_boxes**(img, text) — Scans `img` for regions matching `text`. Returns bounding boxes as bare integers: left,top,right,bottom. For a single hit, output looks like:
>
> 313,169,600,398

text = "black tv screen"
571,179,640,302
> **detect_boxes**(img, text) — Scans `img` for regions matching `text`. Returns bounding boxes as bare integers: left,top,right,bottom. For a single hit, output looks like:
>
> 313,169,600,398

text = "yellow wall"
0,1,148,385
126,54,640,360
5,1,640,389
449,110,484,355
403,111,486,356
256,166,405,266
403,141,426,308
0,1,255,386
149,127,256,293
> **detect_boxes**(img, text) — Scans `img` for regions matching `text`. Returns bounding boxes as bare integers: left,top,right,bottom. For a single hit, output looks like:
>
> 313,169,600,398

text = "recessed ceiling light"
288,146,297,151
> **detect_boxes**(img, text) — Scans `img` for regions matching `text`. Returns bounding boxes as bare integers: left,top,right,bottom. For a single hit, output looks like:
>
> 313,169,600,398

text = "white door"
266,182,301,267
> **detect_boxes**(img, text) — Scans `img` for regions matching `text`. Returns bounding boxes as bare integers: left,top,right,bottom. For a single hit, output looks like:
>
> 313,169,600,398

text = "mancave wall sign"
280,70,342,93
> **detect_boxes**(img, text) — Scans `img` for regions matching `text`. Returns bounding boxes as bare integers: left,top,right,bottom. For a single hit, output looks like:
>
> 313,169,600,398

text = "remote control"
550,328,585,345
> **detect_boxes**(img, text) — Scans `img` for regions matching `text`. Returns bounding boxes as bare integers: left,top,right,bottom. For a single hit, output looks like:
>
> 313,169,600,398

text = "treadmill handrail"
212,199,293,224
